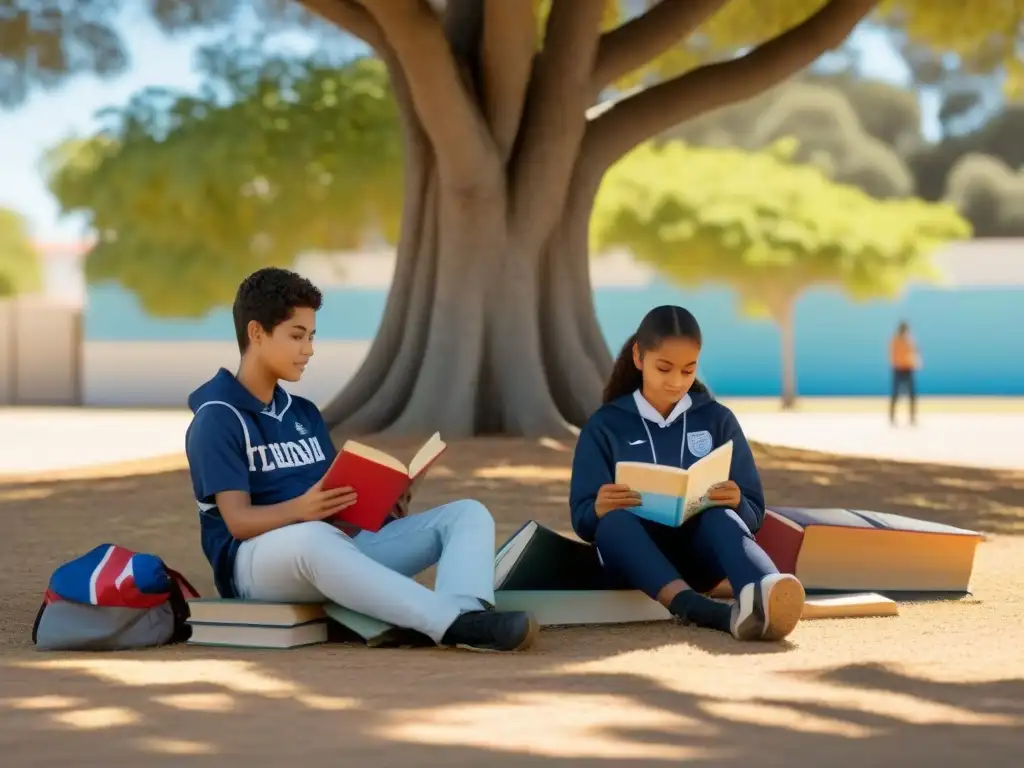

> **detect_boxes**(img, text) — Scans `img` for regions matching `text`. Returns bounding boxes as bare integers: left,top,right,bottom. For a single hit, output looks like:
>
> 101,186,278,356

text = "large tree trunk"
324,162,609,440
305,0,878,439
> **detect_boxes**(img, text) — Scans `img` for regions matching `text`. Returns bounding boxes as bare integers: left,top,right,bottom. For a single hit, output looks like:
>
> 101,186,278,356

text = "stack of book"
186,599,329,649
493,520,903,625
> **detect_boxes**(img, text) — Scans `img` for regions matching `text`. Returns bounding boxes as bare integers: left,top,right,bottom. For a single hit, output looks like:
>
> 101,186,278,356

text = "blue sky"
1,17,921,242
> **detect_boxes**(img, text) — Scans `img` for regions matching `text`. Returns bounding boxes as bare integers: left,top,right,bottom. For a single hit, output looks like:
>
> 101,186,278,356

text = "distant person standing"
889,321,920,426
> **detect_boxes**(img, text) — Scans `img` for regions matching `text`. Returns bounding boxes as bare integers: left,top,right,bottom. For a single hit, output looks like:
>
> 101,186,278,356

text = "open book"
615,440,733,527
321,432,447,532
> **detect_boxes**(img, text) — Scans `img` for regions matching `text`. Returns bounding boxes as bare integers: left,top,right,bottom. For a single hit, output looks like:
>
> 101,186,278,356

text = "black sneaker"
440,610,539,652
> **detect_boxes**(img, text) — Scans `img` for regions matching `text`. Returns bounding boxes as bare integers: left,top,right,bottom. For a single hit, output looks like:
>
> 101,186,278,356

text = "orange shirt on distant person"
890,335,919,371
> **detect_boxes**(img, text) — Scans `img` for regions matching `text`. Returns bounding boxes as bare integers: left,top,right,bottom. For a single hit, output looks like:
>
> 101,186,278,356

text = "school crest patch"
687,430,713,458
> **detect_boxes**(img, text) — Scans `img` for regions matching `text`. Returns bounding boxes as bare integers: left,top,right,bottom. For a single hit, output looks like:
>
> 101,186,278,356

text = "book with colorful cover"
321,432,447,532
615,440,733,527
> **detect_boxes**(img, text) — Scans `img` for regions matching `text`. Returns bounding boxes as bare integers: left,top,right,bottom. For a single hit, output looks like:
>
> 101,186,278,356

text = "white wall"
83,340,371,408
0,297,81,405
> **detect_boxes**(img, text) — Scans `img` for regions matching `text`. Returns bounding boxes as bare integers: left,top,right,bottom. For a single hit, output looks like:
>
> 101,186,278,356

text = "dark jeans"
890,368,917,423
593,507,779,600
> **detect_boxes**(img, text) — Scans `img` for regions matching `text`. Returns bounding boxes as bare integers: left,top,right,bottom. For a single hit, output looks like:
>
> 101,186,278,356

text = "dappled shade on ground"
1,437,1023,764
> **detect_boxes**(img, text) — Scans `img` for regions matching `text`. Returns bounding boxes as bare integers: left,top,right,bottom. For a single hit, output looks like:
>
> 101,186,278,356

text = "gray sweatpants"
233,499,496,643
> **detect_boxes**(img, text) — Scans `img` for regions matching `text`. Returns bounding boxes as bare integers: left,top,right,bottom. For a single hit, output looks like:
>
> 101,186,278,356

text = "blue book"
615,440,734,527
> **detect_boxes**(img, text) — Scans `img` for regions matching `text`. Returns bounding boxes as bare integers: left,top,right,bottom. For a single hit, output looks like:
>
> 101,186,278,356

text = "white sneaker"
730,573,805,641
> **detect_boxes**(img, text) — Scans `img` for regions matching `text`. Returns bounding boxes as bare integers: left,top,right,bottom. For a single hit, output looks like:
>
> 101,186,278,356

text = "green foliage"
590,140,972,320
46,49,403,317
664,77,916,200
910,103,1024,201
0,0,336,108
876,0,1024,97
670,73,1022,237
21,0,1021,321
0,208,42,298
944,153,1024,238
5,1,1022,109
803,72,923,153
610,0,1024,98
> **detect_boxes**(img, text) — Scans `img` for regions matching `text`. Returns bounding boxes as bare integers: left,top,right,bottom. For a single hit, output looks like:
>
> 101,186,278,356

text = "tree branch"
508,0,605,248
585,0,879,171
295,0,384,50
363,0,500,188
480,0,536,162
590,0,727,100
443,0,485,95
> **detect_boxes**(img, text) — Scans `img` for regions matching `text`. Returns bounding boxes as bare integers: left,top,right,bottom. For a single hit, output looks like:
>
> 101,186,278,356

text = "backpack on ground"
32,543,200,651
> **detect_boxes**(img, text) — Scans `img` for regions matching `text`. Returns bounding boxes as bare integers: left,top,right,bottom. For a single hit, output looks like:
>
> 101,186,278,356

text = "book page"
409,432,446,478
615,462,689,497
340,440,407,474
682,440,733,516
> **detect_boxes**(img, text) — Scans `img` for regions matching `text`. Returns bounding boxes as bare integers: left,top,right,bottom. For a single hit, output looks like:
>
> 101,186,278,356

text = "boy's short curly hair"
232,267,323,353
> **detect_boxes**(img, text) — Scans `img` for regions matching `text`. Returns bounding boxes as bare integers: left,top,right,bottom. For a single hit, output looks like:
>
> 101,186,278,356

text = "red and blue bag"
32,544,200,651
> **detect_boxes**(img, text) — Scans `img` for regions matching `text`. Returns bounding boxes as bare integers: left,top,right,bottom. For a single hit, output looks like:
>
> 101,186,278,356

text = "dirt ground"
2,436,1024,767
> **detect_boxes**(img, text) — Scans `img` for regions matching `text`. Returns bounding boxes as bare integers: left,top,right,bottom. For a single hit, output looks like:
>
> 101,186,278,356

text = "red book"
321,432,447,532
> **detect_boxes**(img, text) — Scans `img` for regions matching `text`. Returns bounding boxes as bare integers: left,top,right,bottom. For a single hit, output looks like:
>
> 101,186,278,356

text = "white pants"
233,499,497,643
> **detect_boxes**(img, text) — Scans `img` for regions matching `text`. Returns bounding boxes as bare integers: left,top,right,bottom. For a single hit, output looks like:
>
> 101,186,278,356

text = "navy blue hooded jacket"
569,389,765,543
184,368,336,597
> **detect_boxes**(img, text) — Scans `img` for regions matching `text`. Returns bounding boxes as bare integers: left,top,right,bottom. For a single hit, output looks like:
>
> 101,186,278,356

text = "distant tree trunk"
302,0,878,438
775,299,798,410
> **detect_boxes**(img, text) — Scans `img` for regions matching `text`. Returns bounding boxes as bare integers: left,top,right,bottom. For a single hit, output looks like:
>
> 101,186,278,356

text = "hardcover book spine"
754,512,805,574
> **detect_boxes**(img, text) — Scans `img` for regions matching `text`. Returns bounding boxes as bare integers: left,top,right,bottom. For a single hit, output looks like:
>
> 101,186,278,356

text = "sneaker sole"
762,575,805,641
455,615,540,653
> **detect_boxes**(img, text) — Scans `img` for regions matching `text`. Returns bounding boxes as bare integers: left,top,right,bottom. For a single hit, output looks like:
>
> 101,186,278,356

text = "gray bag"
33,601,179,651
31,543,198,651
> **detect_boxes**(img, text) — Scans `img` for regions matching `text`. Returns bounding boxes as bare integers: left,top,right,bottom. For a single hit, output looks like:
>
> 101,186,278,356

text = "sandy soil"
2,437,1024,766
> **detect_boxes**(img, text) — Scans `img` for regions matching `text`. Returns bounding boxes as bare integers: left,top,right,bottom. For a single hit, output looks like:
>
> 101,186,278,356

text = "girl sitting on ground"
568,304,804,641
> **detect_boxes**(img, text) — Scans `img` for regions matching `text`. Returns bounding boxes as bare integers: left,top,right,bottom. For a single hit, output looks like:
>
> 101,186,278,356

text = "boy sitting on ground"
184,267,538,652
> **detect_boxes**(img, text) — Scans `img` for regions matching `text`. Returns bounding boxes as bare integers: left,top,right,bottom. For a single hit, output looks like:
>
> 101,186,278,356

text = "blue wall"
86,282,1024,396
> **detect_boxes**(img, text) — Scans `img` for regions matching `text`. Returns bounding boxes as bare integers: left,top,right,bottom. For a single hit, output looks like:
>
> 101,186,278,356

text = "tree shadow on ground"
1,648,1021,766
1,436,1021,650
1,437,1022,763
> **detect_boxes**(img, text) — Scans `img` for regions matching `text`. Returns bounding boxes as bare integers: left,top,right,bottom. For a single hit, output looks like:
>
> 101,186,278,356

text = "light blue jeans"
233,499,496,643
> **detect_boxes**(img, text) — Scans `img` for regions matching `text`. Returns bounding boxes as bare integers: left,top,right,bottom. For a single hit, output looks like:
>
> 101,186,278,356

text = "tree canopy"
590,139,972,403
592,139,971,310
45,47,401,317
665,77,916,199
0,208,43,298
5,1,1023,110
45,35,1019,319
944,153,1024,238
666,73,1024,236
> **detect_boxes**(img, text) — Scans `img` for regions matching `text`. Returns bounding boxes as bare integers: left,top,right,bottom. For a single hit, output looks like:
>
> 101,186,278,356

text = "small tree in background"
0,208,43,299
591,139,972,408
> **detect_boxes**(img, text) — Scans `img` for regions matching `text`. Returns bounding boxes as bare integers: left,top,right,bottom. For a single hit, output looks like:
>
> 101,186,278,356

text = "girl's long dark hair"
602,305,709,404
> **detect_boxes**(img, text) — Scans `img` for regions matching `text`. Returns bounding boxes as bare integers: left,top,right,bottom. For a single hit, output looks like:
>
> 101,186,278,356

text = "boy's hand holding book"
299,478,358,522
595,484,642,518
392,489,412,519
320,432,446,532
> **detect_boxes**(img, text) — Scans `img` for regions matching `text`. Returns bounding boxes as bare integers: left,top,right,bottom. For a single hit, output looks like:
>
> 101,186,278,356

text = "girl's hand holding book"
706,480,741,509
595,484,642,518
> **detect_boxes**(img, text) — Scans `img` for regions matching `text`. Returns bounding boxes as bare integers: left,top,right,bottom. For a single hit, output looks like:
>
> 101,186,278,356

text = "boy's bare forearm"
217,492,310,540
